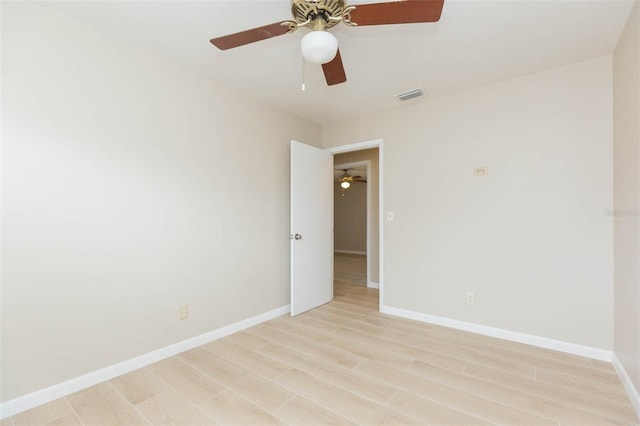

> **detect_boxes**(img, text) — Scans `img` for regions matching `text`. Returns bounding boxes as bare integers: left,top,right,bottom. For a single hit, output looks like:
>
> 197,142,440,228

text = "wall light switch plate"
474,167,488,176
387,211,394,222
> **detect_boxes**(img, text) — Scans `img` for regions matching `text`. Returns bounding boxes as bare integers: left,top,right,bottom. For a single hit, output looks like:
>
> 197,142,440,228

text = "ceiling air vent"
396,88,424,101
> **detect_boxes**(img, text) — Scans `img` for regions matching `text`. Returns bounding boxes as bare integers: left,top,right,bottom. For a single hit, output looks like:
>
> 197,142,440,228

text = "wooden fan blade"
322,49,347,86
349,0,444,26
210,22,290,50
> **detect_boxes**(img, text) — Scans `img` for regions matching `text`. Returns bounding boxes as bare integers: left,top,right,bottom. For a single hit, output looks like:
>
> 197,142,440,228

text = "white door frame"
327,139,384,311
334,160,371,286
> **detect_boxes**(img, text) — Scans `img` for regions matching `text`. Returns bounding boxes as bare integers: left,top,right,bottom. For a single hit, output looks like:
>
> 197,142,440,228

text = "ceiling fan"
210,0,445,86
338,169,366,189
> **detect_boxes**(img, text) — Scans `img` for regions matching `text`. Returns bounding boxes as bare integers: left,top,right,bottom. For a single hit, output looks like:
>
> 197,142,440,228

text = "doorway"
289,138,383,315
334,160,369,292
329,140,383,309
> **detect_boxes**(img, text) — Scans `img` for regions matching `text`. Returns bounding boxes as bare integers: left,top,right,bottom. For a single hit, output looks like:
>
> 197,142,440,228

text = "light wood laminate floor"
334,253,367,287
7,283,638,425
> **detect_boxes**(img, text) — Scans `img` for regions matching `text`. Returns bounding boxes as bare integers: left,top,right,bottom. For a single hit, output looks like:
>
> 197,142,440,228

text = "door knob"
294,233,302,240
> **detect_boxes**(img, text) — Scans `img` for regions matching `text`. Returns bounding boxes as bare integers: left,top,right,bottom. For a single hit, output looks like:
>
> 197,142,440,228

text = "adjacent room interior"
334,148,380,296
2,0,639,424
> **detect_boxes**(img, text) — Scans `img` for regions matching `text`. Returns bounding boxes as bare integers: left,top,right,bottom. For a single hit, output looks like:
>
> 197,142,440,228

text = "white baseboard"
612,353,640,420
0,305,290,419
334,249,366,255
367,281,380,289
380,305,612,362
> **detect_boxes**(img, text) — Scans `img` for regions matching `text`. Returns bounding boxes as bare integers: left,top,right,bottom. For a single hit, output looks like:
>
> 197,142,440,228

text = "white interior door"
290,140,333,316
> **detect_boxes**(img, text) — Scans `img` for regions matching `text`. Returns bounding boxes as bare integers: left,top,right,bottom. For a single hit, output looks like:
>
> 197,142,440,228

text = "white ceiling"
39,0,634,126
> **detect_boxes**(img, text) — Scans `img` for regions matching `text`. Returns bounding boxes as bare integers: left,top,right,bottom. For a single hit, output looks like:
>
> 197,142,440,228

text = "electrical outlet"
466,292,475,305
179,305,189,320
474,167,488,176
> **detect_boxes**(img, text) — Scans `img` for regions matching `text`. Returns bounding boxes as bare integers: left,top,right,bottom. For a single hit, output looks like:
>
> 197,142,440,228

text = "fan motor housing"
292,0,346,29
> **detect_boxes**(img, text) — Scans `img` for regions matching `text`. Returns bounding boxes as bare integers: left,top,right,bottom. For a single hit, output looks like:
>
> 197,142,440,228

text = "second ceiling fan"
210,0,445,86
339,169,366,189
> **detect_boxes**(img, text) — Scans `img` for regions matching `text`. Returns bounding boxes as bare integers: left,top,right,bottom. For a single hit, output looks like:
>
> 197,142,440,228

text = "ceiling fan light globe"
300,31,338,64
340,181,351,189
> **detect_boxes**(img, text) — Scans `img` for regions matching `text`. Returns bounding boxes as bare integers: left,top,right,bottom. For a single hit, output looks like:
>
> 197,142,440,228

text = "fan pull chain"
301,58,306,91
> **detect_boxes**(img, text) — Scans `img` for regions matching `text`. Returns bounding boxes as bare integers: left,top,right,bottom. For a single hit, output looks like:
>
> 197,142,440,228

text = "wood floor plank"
313,329,415,371
135,389,217,425
44,413,82,426
380,329,536,378
329,299,382,316
275,369,422,425
271,312,342,336
263,314,412,370
387,389,493,426
198,389,285,425
178,347,293,412
273,396,357,426
111,368,170,405
406,360,626,425
319,303,376,321
258,343,397,404
224,329,272,351
11,398,75,425
331,326,469,373
485,345,622,386
270,314,414,371
322,292,377,307
462,363,637,423
251,324,364,369
146,357,225,405
378,324,491,356
334,286,373,300
305,308,386,336
332,275,371,292
333,294,378,308
535,366,628,402
354,359,557,425
334,253,366,287
202,339,289,380
66,382,148,425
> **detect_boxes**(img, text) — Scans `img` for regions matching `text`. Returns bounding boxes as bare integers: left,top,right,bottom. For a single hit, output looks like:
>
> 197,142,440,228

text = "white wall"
323,57,614,350
613,0,640,402
0,2,321,402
